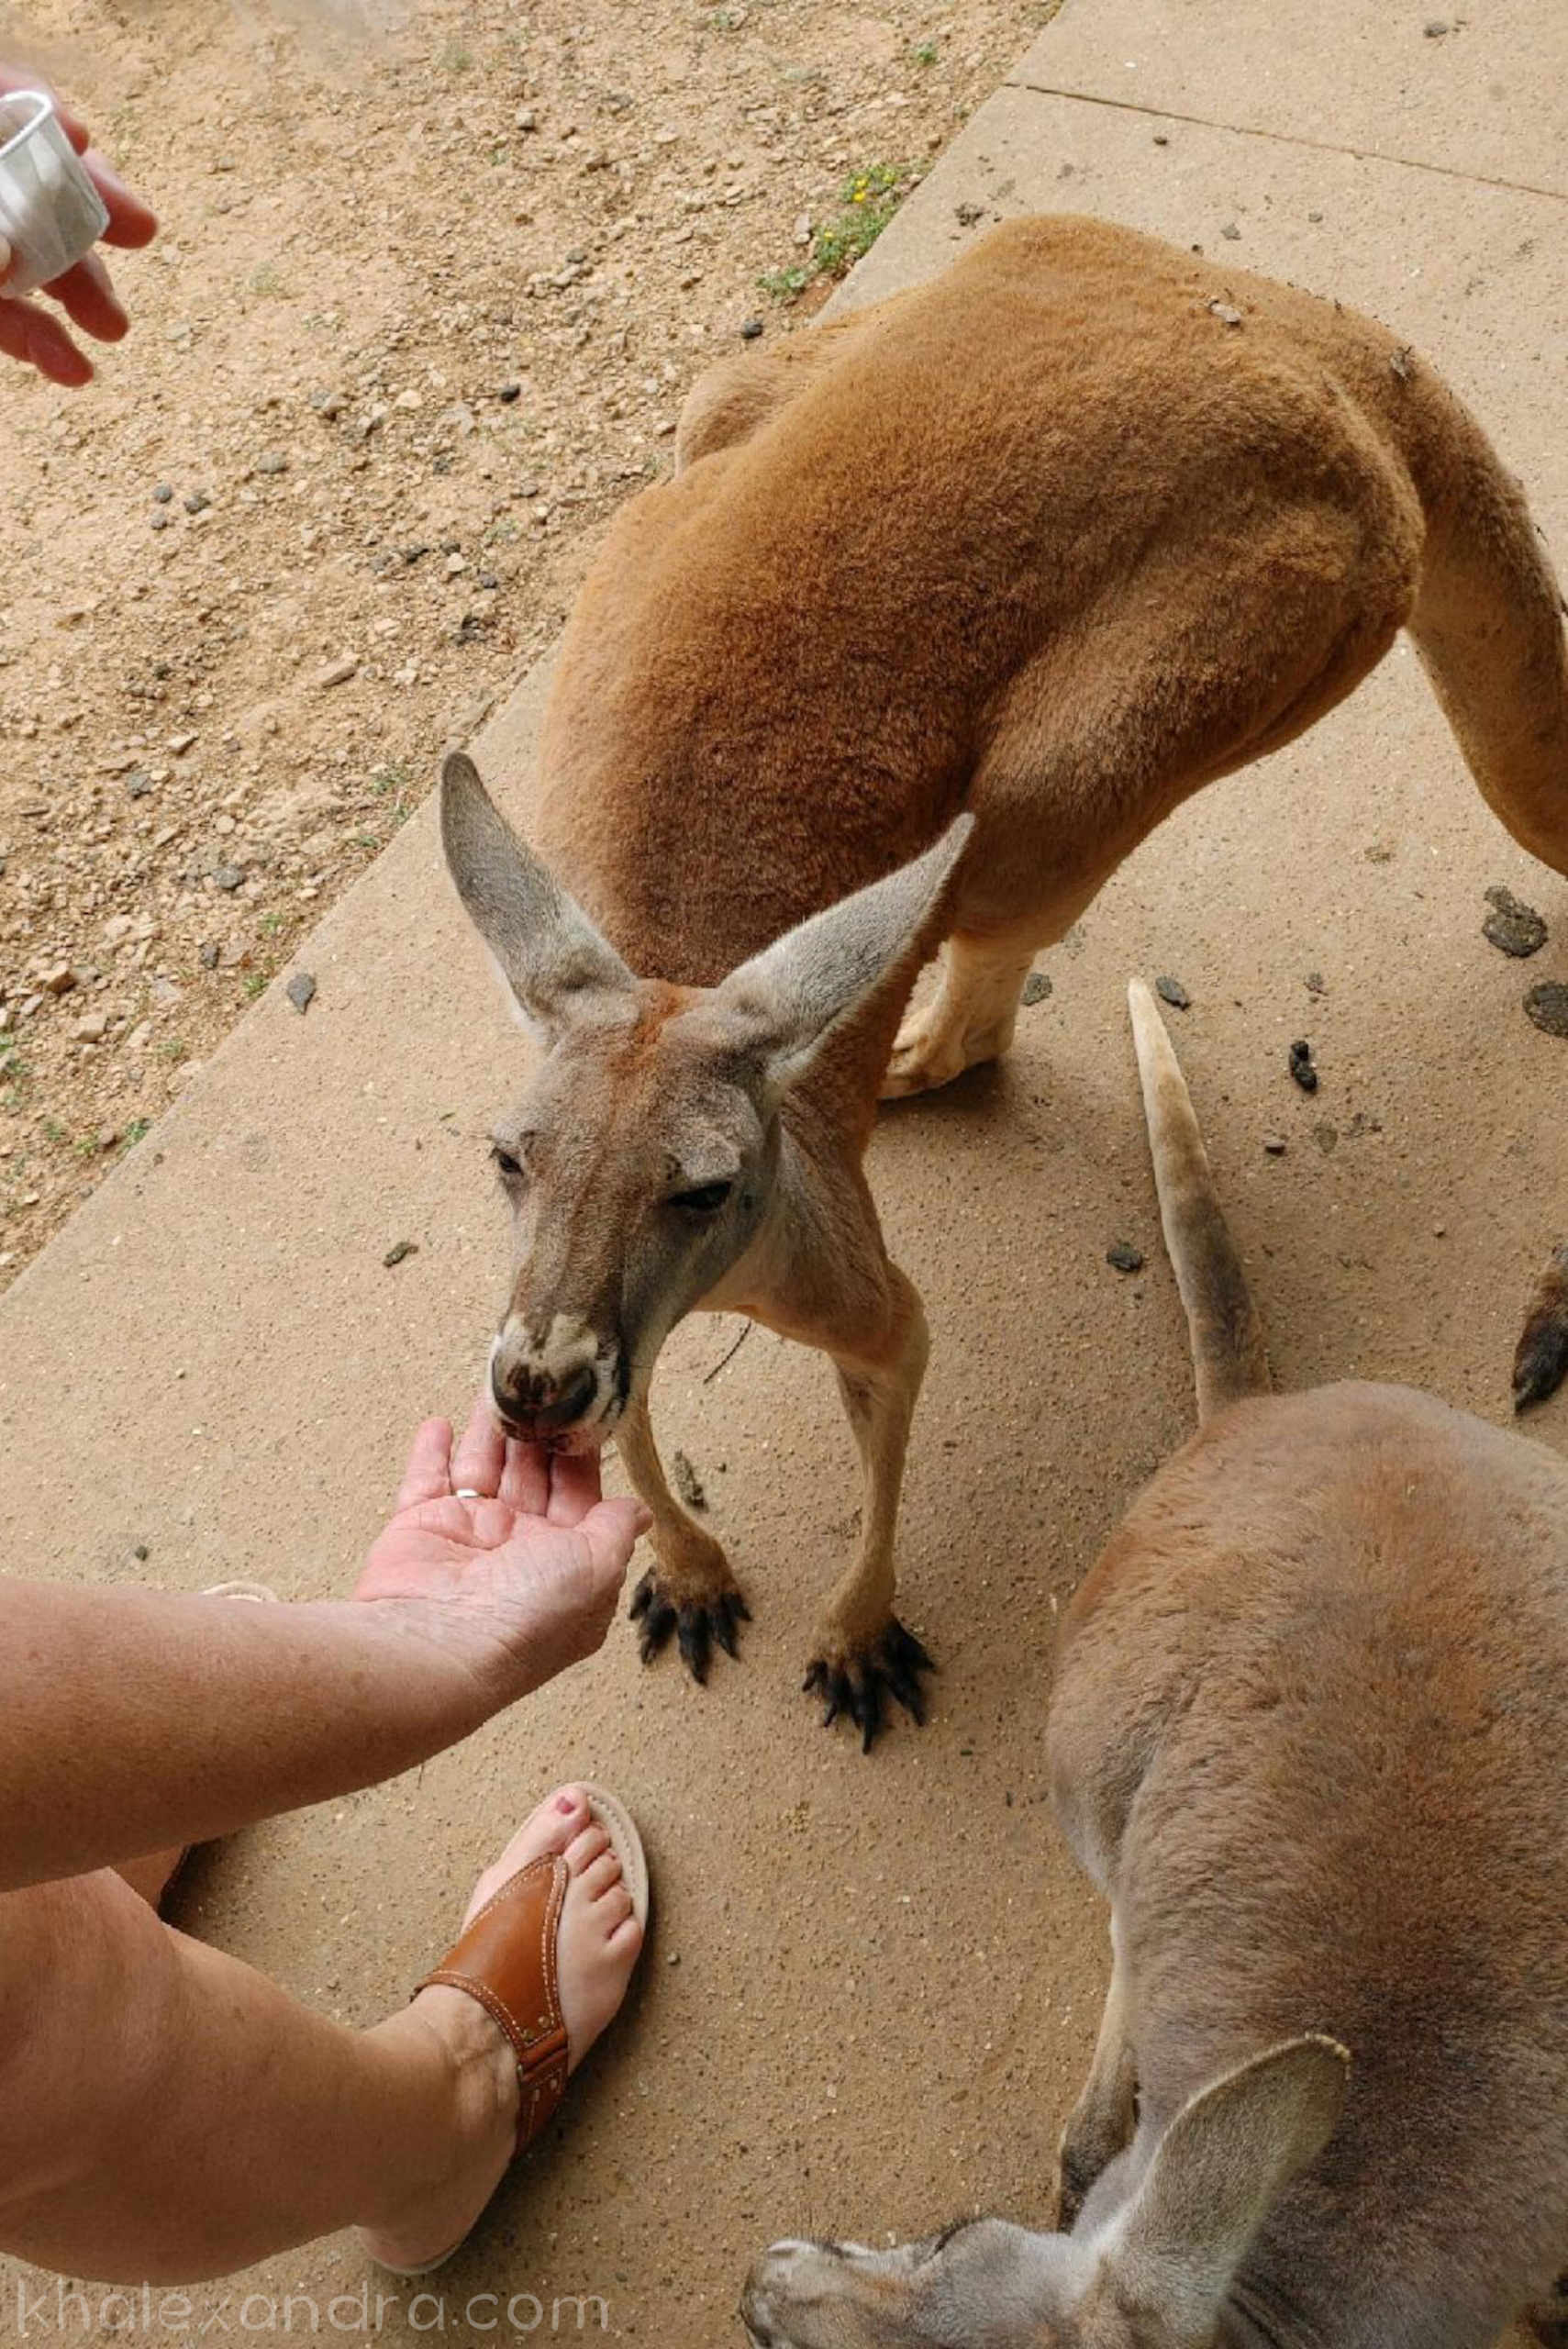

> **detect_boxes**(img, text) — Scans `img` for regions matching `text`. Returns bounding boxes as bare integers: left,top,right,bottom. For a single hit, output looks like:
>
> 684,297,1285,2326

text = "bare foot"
361,1784,644,2271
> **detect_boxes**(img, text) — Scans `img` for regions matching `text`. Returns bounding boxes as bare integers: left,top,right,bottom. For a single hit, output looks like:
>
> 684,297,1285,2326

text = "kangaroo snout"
489,1319,608,1443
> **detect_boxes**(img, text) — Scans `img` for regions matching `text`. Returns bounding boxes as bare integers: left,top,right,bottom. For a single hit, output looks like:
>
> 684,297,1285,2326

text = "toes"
606,1913,644,1962
578,1847,625,1901
631,1572,750,1677
595,1880,635,1932
804,1620,937,1750
563,1821,610,1877
630,1568,679,1663
677,1601,713,1684
463,1787,592,1920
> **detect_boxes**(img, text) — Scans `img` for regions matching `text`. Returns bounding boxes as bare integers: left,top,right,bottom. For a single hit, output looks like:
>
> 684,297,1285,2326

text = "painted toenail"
556,1793,579,1814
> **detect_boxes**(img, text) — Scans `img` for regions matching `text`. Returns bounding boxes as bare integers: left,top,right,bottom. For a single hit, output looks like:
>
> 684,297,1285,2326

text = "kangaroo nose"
490,1349,599,1435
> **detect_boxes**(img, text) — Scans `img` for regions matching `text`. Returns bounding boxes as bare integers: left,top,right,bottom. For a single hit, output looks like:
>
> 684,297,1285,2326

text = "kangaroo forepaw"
1513,1243,1568,1411
802,1617,935,1753
629,1568,751,1684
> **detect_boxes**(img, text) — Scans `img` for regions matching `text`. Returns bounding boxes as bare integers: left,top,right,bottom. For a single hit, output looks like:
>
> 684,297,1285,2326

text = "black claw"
636,1595,677,1664
803,1616,937,1750
677,1603,713,1685
629,1570,749,1680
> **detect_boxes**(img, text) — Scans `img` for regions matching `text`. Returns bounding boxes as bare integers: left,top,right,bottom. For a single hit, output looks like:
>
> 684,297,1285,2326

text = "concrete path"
3,2,1563,2340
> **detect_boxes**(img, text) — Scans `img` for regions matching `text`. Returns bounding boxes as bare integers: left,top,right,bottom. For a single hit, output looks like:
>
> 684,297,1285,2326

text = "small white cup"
0,89,110,296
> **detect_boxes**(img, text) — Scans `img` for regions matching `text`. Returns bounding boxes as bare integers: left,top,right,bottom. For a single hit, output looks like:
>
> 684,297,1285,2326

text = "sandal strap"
416,1853,572,2153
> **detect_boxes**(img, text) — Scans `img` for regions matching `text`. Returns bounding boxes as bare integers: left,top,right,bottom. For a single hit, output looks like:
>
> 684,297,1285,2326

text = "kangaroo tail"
1128,980,1271,1424
1404,376,1568,878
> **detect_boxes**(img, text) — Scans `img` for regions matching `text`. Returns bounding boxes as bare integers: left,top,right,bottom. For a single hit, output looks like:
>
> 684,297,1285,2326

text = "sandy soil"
0,0,1050,1285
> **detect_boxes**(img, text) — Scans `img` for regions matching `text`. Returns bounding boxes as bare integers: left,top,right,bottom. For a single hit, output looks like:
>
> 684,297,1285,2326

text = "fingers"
82,149,158,248
543,1445,606,1525
0,293,93,385
575,1496,652,1588
44,249,126,341
392,1418,453,1512
449,1392,507,1501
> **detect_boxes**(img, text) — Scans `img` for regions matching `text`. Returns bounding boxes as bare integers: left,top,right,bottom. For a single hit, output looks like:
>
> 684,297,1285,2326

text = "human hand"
353,1396,651,1709
0,70,157,385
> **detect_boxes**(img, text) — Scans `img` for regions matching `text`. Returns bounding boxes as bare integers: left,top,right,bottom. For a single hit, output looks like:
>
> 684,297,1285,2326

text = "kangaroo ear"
439,751,635,1041
1102,2037,1349,2348
708,814,973,1088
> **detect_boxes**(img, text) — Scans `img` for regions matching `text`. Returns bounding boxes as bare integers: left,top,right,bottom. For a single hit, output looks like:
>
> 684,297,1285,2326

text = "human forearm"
0,1584,484,1892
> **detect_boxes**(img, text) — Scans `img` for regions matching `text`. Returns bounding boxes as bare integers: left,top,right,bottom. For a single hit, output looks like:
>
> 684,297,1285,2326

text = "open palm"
354,1400,649,1704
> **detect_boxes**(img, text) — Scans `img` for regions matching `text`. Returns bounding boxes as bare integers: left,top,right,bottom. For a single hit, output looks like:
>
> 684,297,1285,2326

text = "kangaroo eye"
671,1179,733,1215
490,1143,525,1183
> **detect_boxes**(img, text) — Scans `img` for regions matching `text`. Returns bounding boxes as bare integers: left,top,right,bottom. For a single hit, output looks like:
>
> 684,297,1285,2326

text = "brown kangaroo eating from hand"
742,978,1568,2348
441,214,1568,1745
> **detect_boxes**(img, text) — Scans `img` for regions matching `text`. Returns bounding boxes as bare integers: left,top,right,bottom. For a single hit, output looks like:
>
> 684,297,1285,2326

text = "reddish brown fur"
465,216,1568,1721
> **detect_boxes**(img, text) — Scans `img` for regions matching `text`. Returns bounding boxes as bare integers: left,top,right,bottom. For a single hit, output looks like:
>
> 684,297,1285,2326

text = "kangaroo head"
440,752,970,1447
742,2039,1347,2349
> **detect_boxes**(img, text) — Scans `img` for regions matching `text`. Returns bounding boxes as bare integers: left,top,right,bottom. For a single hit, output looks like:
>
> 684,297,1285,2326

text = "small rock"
1524,981,1568,1040
151,483,173,504
1152,132,1169,145
1220,222,1241,239
498,381,522,403
445,552,467,576
1424,17,1451,34
1289,1040,1318,1093
315,655,359,689
1208,300,1243,327
168,731,198,755
1262,1133,1288,1155
1483,885,1548,959
199,941,220,969
124,769,152,799
132,1543,150,1563
254,451,288,475
213,864,244,892
1106,1241,1144,1275
1307,209,1324,223
1021,971,1052,1007
672,1449,706,1509
183,489,210,515
478,570,499,591
42,964,77,996
310,388,347,418
740,316,764,340
516,106,537,131
125,1020,152,1052
285,971,317,1015
97,1126,118,1151
1154,974,1191,1010
73,1011,109,1042
150,512,171,531
383,1239,419,1268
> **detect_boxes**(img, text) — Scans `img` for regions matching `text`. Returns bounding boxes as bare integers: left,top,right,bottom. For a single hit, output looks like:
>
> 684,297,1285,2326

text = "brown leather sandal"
379,1783,650,2277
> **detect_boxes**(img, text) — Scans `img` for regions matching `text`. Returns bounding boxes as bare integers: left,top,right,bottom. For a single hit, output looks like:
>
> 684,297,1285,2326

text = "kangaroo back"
1127,978,1270,1422
1402,373,1568,879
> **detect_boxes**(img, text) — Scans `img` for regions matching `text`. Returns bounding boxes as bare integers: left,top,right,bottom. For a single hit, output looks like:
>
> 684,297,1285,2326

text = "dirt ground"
0,0,1051,1285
